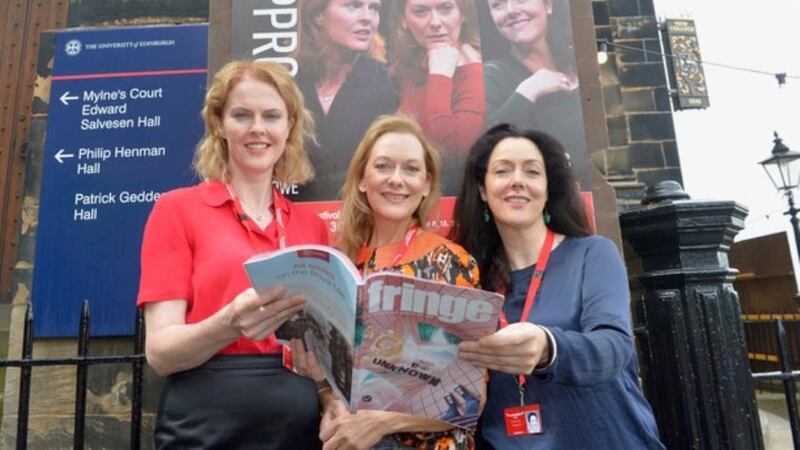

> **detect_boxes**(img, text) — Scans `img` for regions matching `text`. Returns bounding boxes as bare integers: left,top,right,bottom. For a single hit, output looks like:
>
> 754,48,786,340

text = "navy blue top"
477,236,664,449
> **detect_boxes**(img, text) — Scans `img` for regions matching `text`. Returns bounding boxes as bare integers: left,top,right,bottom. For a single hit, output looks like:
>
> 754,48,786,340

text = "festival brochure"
244,244,504,429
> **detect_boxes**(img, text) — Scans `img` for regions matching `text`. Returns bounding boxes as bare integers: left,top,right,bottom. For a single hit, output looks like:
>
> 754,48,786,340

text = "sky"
650,0,800,267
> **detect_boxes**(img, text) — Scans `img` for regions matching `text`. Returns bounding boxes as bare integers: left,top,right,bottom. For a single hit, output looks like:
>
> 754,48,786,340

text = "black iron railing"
0,303,795,449
744,317,800,449
0,301,145,449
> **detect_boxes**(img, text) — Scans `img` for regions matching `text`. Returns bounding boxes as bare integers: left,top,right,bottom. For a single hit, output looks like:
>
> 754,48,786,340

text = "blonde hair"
338,115,442,261
193,60,315,184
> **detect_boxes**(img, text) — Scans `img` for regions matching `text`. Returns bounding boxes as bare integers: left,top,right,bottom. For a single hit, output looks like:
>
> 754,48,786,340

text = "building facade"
0,0,684,447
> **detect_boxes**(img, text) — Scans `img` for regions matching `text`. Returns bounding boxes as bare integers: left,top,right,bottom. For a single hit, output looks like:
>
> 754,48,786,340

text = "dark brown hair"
450,123,591,290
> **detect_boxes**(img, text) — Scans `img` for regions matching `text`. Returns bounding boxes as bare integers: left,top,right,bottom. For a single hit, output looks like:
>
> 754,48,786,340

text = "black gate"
0,301,145,449
0,303,797,449
745,317,800,449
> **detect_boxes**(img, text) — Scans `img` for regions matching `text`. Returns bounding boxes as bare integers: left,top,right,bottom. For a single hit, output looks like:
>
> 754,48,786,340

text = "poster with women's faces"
226,0,589,233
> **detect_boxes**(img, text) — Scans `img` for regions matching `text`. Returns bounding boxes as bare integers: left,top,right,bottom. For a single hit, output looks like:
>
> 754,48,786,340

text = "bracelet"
317,380,332,395
532,326,558,373
317,385,332,395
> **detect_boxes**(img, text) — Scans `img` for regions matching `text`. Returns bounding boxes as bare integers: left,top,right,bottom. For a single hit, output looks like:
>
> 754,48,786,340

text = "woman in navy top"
451,124,664,449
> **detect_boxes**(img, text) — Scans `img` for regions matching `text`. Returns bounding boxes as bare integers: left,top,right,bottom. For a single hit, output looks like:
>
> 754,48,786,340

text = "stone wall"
2,336,161,449
592,0,684,210
1,2,206,448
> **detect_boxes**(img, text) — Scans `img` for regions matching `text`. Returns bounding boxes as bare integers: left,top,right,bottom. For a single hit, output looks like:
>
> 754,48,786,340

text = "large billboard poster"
228,0,591,231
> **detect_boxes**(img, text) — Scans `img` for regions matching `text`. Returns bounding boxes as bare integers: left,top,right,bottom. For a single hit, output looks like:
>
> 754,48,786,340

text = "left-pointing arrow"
55,149,75,164
60,91,79,106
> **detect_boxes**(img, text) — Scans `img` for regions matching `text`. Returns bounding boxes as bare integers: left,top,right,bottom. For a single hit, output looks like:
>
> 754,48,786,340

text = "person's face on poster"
320,0,382,53
358,132,431,228
486,0,551,46
403,0,465,49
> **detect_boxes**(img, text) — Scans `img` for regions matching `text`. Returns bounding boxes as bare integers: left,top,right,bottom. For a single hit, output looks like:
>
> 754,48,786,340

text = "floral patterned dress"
359,230,481,450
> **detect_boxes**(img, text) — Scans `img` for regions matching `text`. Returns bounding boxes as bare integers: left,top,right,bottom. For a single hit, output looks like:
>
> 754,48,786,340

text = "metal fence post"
130,309,145,450
0,302,147,448
73,301,90,449
775,319,800,447
16,304,33,450
620,181,763,450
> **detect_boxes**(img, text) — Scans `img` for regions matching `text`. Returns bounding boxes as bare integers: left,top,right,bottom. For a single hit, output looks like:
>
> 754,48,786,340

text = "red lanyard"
499,229,555,385
226,183,288,252
357,226,419,271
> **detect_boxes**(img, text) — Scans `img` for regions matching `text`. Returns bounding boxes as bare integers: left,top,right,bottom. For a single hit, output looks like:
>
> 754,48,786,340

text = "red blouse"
137,181,329,354
398,62,485,154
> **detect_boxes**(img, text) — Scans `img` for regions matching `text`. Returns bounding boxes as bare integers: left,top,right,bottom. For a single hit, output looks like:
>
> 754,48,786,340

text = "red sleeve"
425,62,486,152
137,193,194,308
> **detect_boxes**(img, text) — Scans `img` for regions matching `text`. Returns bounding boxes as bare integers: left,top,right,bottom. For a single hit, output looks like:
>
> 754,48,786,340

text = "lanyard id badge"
356,226,419,271
504,403,543,436
501,229,555,437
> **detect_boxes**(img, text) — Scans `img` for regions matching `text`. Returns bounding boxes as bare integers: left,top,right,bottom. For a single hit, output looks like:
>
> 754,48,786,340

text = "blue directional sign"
33,24,208,336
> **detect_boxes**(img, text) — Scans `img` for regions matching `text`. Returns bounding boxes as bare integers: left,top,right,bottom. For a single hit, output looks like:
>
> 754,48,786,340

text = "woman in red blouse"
386,0,486,157
138,60,328,449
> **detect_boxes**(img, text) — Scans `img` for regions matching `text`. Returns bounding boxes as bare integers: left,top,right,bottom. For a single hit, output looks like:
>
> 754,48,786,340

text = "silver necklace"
235,188,271,222
317,83,340,105
242,200,271,222
226,184,272,222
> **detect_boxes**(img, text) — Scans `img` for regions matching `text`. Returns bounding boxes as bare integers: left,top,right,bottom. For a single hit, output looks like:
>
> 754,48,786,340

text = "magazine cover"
354,273,501,429
244,245,504,428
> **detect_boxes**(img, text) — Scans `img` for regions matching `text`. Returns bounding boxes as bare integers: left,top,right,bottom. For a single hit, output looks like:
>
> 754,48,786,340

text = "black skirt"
155,354,322,449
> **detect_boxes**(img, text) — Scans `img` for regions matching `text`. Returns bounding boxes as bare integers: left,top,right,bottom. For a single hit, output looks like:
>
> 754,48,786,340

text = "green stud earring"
543,210,551,225
483,203,491,223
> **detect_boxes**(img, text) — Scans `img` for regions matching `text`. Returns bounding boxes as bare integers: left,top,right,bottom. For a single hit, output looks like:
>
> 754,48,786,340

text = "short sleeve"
457,254,480,289
137,193,194,308
445,241,480,289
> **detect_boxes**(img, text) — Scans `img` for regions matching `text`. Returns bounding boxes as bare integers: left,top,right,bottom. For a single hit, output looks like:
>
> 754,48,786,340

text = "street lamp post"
784,191,800,261
759,132,800,258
